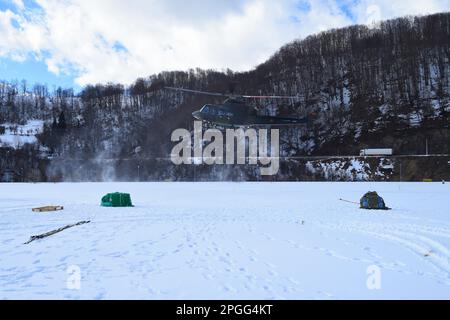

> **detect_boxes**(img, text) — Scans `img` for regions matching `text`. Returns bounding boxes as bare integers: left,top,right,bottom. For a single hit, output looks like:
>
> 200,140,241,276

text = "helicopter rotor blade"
165,87,302,100
241,95,302,99
165,87,228,97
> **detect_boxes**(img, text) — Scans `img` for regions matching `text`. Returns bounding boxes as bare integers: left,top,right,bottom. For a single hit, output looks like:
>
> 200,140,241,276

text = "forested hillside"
1,12,449,182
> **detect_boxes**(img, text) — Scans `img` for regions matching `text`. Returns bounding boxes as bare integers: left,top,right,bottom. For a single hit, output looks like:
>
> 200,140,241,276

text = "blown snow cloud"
1,0,450,86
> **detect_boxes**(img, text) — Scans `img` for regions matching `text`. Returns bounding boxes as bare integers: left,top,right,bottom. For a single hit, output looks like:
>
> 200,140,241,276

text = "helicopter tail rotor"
228,81,237,95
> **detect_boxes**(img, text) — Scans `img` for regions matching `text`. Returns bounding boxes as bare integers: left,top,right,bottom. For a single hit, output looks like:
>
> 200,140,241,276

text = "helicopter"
165,87,310,127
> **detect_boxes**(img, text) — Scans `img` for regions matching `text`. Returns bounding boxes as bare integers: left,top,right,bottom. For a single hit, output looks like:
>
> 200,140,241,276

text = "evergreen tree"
58,111,66,130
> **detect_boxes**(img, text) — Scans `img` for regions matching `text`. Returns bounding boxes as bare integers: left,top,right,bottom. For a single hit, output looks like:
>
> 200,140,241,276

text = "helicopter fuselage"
192,99,307,127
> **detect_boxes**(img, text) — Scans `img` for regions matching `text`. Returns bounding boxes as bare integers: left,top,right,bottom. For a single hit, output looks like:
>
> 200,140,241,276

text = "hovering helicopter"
165,87,310,127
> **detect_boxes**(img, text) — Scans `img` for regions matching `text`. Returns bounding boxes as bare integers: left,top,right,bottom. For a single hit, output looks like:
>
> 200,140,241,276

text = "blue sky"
0,0,80,90
1,0,449,90
0,52,80,90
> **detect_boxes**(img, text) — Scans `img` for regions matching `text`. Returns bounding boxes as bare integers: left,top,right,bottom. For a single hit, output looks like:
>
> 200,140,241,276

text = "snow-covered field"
0,182,449,299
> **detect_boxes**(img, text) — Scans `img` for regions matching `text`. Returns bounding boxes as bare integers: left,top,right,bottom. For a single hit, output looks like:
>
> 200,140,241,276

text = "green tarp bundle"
101,192,133,207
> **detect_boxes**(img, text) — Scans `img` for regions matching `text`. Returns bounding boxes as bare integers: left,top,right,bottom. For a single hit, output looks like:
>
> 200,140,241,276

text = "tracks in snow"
320,220,450,284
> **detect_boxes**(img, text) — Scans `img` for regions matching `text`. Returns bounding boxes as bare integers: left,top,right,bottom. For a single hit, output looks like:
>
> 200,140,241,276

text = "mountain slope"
0,12,449,181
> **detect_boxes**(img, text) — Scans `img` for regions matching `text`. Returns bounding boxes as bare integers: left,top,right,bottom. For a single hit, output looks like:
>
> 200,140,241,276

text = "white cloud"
351,0,450,24
365,4,382,24
0,0,449,86
12,0,24,10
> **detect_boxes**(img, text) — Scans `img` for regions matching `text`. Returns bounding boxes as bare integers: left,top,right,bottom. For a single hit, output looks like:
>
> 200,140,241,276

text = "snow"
305,158,390,181
431,99,441,110
342,86,350,106
378,104,390,115
0,120,44,149
1,182,449,299
409,113,422,127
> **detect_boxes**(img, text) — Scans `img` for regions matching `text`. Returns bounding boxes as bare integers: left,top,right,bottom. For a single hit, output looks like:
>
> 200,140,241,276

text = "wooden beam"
32,205,64,212
24,221,90,244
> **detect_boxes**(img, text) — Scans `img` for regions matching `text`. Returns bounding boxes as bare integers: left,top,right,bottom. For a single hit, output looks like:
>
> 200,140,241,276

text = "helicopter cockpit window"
201,105,210,113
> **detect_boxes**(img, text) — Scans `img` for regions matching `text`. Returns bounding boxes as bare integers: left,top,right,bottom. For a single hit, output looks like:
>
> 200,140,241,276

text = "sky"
0,0,449,90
